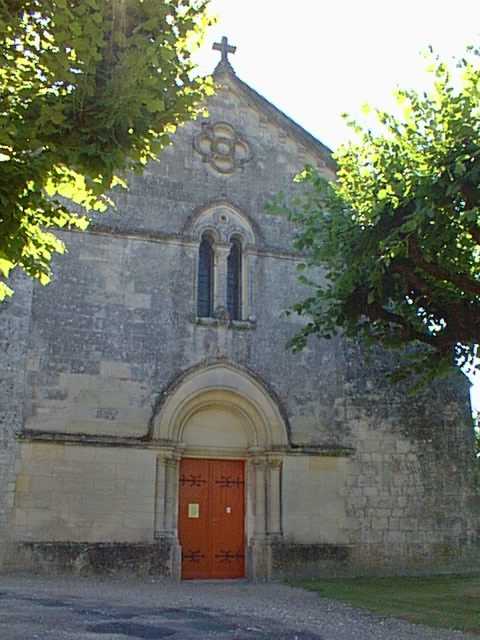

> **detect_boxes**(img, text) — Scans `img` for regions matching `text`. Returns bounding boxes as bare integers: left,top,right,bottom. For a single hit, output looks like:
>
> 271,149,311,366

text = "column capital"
265,455,283,469
157,451,181,464
249,456,267,467
213,242,231,257
247,446,266,461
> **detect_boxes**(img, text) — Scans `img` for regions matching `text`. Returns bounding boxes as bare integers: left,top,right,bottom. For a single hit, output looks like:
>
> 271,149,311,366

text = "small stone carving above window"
193,122,252,174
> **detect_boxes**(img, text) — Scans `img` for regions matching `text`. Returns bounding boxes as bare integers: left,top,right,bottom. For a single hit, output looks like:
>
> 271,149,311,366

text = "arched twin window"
197,233,242,321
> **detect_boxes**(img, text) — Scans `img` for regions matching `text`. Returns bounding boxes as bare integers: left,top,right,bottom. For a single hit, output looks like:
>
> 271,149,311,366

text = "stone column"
266,456,283,538
164,454,180,536
154,454,168,538
154,451,182,579
213,242,231,313
245,454,267,580
251,456,267,539
154,452,180,537
244,249,255,321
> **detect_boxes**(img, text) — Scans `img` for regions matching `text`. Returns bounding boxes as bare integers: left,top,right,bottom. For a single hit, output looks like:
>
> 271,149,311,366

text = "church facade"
0,42,478,580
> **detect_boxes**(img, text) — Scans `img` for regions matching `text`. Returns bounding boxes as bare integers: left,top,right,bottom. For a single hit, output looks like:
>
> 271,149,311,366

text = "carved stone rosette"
193,122,252,174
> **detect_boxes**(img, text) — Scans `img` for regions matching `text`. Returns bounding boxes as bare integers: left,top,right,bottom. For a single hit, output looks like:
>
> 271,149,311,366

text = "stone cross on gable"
213,36,236,64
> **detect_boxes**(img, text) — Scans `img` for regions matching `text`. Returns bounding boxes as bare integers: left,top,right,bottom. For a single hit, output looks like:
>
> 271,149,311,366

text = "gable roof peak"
210,45,335,170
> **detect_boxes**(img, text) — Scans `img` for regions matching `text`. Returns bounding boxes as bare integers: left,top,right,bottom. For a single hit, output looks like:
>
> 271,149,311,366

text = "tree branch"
466,223,480,245
408,237,480,296
391,259,431,298
366,301,440,347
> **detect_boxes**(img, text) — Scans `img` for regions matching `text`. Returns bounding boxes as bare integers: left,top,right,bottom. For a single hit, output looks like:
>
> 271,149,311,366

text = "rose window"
193,122,252,174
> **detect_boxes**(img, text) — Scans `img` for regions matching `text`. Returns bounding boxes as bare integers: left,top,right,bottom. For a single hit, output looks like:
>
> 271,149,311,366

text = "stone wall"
342,342,478,571
21,230,345,449
14,443,156,543
1,68,478,577
282,455,348,544
11,541,173,576
0,272,33,559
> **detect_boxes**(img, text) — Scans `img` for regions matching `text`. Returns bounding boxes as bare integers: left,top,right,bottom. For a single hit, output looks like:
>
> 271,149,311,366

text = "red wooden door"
178,458,245,579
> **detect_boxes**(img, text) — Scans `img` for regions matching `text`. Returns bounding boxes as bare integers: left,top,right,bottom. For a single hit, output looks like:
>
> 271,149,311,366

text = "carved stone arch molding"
183,200,265,246
188,203,257,247
153,362,288,449
152,362,288,581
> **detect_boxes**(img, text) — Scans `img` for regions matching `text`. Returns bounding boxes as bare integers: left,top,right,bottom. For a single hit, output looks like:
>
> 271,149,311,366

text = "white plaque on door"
188,503,200,518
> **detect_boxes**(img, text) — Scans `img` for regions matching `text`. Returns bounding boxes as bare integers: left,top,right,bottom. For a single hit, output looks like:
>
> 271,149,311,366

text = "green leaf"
0,258,13,277
268,43,480,384
0,0,213,299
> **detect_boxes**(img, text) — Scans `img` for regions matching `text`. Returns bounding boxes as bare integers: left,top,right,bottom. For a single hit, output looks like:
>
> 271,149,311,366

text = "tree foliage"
0,0,213,300
273,47,480,382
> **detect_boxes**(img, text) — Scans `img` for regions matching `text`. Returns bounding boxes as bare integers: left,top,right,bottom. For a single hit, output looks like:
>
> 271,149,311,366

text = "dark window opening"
227,237,242,321
197,233,214,317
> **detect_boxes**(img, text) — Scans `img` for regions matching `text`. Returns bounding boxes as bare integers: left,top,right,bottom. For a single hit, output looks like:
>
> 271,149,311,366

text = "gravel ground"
0,574,476,640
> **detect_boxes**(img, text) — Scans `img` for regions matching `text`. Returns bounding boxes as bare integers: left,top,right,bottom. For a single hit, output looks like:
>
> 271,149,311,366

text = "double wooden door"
178,458,245,579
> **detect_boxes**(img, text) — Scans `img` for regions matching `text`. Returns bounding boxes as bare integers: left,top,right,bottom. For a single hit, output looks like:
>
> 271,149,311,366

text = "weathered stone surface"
0,271,33,559
10,541,173,576
0,62,478,577
13,443,156,543
271,542,351,580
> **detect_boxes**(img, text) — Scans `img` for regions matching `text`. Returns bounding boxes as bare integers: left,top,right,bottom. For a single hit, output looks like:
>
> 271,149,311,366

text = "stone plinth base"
271,542,352,579
8,541,174,576
5,539,480,580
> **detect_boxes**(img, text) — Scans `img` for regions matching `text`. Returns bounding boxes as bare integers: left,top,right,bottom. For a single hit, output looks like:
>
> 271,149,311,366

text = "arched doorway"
151,363,289,580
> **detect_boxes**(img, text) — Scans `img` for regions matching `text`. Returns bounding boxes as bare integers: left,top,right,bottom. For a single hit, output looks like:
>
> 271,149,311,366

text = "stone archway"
151,363,289,580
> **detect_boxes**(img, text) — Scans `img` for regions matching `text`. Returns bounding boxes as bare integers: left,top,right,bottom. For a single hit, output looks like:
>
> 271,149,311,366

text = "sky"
194,0,480,151
193,1,480,410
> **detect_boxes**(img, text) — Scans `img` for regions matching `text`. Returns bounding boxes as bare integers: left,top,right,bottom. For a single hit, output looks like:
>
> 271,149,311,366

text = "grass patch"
295,574,480,634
